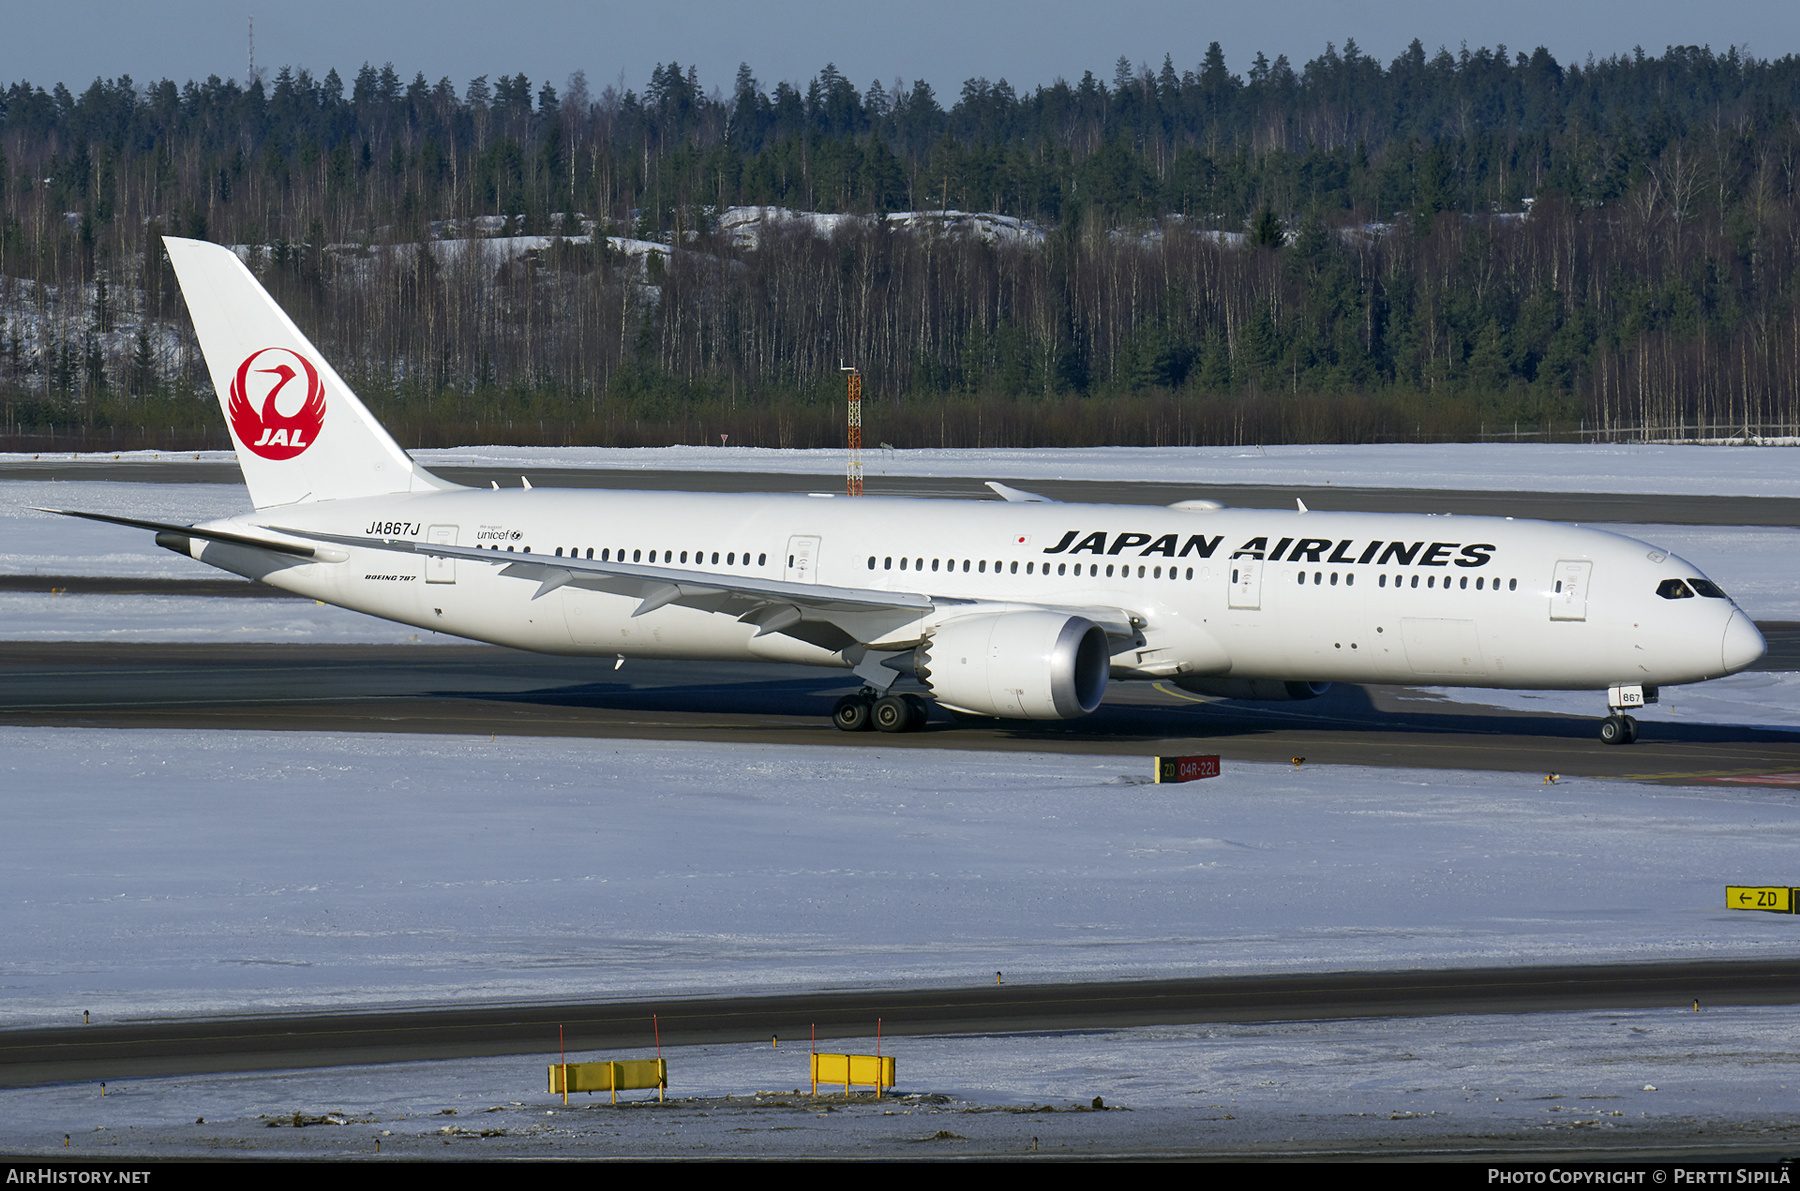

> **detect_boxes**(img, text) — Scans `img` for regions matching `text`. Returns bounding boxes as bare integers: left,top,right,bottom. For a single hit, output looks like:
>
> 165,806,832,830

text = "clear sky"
7,0,1796,101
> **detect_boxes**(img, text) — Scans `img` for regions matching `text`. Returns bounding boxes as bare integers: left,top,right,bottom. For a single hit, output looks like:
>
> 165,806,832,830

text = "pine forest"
2,40,1799,450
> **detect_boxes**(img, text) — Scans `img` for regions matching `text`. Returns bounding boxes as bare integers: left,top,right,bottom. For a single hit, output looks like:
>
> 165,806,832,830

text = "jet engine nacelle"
1173,677,1332,701
917,612,1111,720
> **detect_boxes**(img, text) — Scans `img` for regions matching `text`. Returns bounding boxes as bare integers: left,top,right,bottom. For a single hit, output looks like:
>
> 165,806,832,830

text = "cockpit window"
1656,578,1695,600
1688,578,1728,599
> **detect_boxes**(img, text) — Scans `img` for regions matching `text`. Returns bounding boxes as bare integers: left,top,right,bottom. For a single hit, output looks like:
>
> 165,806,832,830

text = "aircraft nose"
1721,611,1766,674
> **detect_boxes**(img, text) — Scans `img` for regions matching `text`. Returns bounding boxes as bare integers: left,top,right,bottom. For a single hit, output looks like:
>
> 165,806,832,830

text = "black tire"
1622,714,1639,744
873,695,912,733
832,694,873,732
902,693,930,731
1600,716,1625,745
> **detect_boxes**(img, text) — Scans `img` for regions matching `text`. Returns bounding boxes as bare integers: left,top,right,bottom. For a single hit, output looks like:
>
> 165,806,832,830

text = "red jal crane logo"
228,347,326,460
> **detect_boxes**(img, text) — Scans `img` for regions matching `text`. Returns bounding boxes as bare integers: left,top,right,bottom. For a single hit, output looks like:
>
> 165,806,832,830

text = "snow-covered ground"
6,732,1799,1030
6,440,1800,497
5,731,1799,1156
7,1006,1796,1158
0,593,450,643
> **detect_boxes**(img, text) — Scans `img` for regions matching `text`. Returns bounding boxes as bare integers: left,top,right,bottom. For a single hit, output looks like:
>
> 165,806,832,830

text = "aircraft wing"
275,527,1137,653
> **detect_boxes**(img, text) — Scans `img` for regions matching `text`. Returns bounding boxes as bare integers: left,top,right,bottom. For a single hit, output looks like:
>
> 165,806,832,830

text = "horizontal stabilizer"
35,508,339,560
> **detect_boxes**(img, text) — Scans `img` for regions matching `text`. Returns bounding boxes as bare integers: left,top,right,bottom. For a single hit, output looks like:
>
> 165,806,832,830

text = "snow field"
5,731,1799,1029
4,1004,1795,1158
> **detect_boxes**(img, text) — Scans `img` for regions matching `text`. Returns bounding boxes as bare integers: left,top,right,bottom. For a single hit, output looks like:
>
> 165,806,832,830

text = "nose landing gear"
1599,713,1639,745
1599,683,1654,745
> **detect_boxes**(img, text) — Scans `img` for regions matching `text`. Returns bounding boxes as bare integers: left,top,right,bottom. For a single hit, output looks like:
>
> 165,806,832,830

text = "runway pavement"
0,641,1796,784
6,959,1797,1085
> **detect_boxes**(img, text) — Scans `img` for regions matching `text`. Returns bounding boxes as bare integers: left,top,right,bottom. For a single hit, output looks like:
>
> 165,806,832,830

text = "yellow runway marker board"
1726,886,1795,913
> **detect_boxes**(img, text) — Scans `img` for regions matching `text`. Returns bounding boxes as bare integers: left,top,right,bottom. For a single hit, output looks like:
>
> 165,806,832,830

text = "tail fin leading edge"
163,236,456,509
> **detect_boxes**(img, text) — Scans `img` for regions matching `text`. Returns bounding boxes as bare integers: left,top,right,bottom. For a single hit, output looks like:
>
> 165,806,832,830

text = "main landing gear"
832,690,930,733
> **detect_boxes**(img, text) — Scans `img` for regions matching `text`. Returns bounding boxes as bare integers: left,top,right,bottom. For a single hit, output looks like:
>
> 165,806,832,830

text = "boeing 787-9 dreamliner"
46,238,1767,744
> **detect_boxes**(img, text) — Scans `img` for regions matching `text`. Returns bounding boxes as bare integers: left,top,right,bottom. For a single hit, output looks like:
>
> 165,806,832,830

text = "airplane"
46,237,1766,745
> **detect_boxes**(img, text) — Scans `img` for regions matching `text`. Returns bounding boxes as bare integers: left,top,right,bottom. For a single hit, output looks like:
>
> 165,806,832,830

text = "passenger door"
425,524,458,584
786,535,821,584
1549,560,1592,621
1228,559,1263,610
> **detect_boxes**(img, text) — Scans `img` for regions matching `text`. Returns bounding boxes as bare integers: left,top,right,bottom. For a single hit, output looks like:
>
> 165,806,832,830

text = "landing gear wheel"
832,694,874,732
873,694,914,733
1600,714,1633,745
901,693,930,731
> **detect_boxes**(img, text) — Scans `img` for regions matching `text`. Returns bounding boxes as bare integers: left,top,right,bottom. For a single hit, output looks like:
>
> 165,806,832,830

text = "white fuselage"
181,487,1763,695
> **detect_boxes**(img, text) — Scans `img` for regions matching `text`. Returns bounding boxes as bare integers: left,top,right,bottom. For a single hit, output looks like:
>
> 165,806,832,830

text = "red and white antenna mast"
841,365,862,496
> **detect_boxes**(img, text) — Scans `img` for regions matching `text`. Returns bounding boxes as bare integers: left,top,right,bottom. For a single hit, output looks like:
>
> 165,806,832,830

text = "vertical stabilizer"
163,236,456,508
